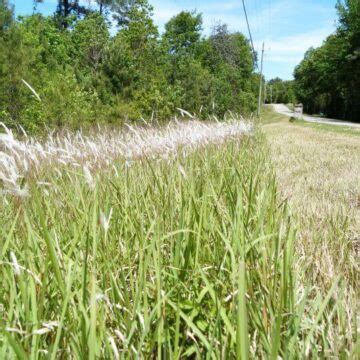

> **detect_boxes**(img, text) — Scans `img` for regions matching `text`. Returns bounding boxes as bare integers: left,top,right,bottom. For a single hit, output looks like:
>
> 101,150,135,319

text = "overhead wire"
241,0,258,70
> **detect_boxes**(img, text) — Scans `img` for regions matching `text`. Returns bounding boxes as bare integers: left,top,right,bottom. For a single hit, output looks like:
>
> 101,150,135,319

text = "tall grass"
0,124,356,357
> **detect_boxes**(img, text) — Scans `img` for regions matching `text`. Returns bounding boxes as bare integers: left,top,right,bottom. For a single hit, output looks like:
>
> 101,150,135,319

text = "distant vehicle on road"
294,103,303,117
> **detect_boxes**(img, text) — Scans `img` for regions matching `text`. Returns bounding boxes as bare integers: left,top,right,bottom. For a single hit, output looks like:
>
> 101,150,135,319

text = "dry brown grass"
264,117,359,353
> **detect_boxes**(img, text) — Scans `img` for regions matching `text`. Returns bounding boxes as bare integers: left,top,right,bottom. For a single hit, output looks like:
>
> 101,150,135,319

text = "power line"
241,0,258,70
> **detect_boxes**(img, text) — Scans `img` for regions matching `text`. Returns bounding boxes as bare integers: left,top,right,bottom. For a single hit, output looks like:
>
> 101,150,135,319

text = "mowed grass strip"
264,112,359,358
290,118,360,137
0,130,355,358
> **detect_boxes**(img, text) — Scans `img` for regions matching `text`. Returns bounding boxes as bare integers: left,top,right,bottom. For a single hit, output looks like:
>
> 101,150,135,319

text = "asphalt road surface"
272,104,360,129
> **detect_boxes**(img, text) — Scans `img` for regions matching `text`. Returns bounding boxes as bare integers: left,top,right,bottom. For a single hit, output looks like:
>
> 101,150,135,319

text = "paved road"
272,104,360,129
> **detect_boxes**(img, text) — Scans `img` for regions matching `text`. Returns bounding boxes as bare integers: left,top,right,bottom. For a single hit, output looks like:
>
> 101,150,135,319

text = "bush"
0,2,261,132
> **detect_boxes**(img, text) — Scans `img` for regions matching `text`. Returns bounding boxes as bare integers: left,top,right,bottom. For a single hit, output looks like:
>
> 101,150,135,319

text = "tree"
266,78,295,104
0,1,27,125
294,31,353,118
96,0,112,15
95,0,133,16
0,0,13,32
337,0,360,48
197,24,256,115
336,0,360,120
294,0,360,121
72,13,109,72
120,0,158,48
1,0,260,129
211,30,254,78
104,0,171,118
163,11,202,54
210,24,241,68
111,0,137,27
55,0,89,28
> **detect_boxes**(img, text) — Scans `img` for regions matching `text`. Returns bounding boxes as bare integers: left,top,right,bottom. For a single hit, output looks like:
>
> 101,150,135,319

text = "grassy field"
0,114,358,358
259,106,285,124
289,117,360,137
264,109,359,358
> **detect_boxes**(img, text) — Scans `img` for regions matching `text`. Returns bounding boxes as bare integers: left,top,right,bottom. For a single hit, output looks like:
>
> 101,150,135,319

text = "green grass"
261,106,360,137
0,132,356,358
260,106,288,124
286,103,295,111
290,117,360,137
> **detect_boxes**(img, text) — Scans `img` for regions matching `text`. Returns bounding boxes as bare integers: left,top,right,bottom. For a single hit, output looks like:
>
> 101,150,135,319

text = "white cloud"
258,26,335,79
261,26,334,58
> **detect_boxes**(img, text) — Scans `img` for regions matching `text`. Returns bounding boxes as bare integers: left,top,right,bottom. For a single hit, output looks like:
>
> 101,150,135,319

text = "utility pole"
257,42,265,117
263,81,268,105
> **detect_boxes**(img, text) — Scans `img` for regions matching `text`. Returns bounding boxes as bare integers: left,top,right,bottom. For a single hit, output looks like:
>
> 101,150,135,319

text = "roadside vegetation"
267,104,360,136
294,0,360,122
0,0,260,134
266,1,360,124
259,105,287,124
1,116,357,358
289,117,360,137
264,78,295,105
0,0,358,358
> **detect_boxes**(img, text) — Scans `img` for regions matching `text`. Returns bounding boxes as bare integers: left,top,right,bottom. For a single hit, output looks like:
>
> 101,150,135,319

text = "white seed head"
10,251,21,276
0,116,253,196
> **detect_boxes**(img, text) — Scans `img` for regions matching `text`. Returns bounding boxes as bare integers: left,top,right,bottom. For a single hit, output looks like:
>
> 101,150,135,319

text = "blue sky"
12,0,338,80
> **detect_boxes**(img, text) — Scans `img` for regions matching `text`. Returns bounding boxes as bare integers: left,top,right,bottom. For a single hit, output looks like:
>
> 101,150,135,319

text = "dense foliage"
265,77,295,104
0,0,259,132
294,0,360,121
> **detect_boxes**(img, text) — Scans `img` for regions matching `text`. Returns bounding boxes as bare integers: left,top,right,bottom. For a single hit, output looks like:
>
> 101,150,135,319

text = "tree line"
294,0,360,122
0,0,260,133
265,78,295,105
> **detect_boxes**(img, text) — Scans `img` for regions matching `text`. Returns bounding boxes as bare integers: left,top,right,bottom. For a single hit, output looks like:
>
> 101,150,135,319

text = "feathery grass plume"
100,208,113,233
21,79,42,102
83,166,95,190
10,252,21,276
177,107,194,118
0,117,253,196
